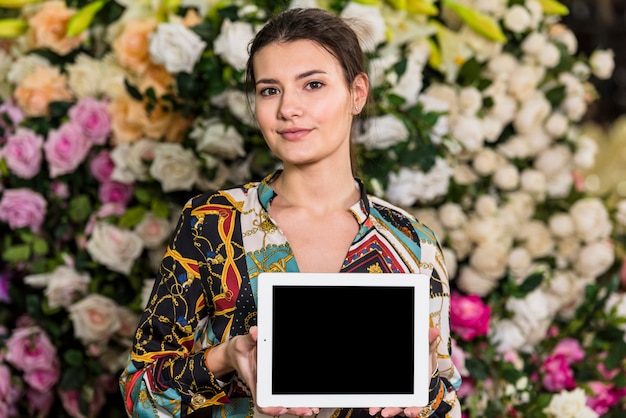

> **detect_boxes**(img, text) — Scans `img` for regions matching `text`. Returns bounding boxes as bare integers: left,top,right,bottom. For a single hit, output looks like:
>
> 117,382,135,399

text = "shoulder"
367,195,441,246
184,181,261,211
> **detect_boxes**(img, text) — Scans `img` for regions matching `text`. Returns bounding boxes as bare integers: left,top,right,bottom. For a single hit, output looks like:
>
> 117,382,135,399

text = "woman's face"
252,39,367,170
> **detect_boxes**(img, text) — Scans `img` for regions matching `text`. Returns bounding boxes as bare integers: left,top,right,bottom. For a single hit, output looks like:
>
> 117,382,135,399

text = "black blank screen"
271,285,415,395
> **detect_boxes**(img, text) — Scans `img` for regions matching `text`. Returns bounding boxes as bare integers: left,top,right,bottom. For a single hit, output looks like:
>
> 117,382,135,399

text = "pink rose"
0,188,47,232
24,364,60,392
2,128,44,178
540,354,576,391
89,150,115,182
98,180,133,205
43,121,92,177
450,292,491,341
0,271,11,303
0,364,21,417
51,181,70,199
552,338,584,364
59,376,108,418
68,97,112,145
0,101,25,132
26,388,55,417
587,381,619,416
5,326,58,373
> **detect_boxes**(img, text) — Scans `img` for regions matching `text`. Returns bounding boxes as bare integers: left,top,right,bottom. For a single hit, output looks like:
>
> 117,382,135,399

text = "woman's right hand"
206,326,318,417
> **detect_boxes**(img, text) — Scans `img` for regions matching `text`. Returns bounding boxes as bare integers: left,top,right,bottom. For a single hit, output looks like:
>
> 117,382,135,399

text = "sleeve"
421,233,463,417
119,197,229,417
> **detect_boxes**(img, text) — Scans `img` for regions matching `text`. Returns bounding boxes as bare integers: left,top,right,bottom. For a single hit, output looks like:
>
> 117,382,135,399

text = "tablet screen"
256,272,430,408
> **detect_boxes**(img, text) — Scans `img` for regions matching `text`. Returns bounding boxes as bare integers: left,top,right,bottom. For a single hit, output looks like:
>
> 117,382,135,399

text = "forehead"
252,39,342,78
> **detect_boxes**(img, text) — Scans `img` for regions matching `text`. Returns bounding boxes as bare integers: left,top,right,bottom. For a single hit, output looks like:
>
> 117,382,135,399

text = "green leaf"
151,199,170,219
68,195,93,223
60,366,87,390
518,272,544,294
3,244,31,262
66,0,108,37
465,357,489,380
64,349,85,367
32,236,49,255
124,79,143,101
545,85,566,107
118,206,147,229
605,340,626,370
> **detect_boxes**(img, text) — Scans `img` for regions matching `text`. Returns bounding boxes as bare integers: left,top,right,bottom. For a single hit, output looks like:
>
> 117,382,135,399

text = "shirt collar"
257,170,370,225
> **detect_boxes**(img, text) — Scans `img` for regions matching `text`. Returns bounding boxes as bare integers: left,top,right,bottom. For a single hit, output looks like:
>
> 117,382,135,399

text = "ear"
351,72,369,113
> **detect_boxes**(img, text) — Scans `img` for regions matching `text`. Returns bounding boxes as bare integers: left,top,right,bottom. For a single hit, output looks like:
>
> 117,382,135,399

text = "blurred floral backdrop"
0,0,625,417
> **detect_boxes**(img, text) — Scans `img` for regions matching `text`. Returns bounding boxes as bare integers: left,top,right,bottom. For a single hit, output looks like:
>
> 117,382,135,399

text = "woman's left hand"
368,327,440,418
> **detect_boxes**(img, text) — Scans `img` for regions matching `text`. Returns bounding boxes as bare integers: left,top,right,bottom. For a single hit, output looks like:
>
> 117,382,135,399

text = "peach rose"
138,102,173,140
27,1,86,55
13,66,73,117
138,63,175,97
107,94,146,144
112,19,157,74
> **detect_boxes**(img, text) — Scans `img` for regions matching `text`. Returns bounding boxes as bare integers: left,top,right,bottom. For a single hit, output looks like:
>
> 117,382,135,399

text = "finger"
257,406,287,415
249,325,258,342
380,406,404,417
369,407,382,416
287,407,318,416
428,327,440,344
403,407,424,418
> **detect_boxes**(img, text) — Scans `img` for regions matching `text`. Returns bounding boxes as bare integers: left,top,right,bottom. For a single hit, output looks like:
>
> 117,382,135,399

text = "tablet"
256,272,431,408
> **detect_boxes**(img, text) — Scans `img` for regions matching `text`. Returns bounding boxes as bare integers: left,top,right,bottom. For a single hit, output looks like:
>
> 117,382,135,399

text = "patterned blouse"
119,171,462,418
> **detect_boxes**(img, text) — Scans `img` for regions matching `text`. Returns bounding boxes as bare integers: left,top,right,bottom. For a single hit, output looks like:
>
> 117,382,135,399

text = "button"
191,393,207,408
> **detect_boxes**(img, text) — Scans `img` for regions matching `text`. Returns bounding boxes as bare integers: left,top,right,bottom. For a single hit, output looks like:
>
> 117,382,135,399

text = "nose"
277,89,302,120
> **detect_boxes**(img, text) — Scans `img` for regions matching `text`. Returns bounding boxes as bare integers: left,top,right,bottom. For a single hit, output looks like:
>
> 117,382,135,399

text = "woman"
120,7,461,418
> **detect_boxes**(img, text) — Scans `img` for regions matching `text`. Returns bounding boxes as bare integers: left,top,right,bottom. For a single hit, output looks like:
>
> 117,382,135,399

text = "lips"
277,128,311,140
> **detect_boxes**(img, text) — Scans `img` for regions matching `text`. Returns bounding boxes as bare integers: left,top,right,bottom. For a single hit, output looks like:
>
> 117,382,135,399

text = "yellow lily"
0,18,27,38
66,0,108,37
427,37,441,70
387,0,438,16
442,0,506,43
538,0,569,15
352,0,382,6
0,0,43,7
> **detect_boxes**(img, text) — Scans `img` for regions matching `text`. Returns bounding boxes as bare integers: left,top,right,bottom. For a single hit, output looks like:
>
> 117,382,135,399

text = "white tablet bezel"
256,272,431,408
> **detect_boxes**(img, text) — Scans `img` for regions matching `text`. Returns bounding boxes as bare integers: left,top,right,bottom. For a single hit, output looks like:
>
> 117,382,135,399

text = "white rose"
453,164,478,186
574,241,615,278
24,265,91,309
521,129,551,157
448,229,472,260
491,319,527,353
150,143,200,192
110,139,155,184
572,61,591,79
570,198,612,242
534,145,571,177
190,118,246,159
503,5,531,33
508,64,544,102
224,89,255,126
390,41,428,108
538,42,561,68
422,84,458,119
521,32,546,57
549,24,578,54
517,220,554,258
547,270,591,320
442,247,457,279
456,265,498,296
134,212,172,249
548,213,575,238
487,93,517,125
520,169,546,200
69,294,122,344
492,163,520,191
562,96,587,122
451,115,484,152
356,114,409,149
545,169,574,199
486,53,518,80
507,247,532,278
605,294,626,339
469,242,508,280
86,222,144,274
506,289,553,349
386,158,452,206
573,134,598,170
466,216,505,245
458,86,482,116
556,236,580,268
543,388,599,418
526,0,543,28
475,195,499,218
7,54,51,84
513,94,551,135
213,19,256,71
472,148,500,176
589,49,615,80
340,2,386,52
482,116,505,143
149,22,207,74
66,54,106,98
438,203,467,230
504,191,536,223
544,112,569,138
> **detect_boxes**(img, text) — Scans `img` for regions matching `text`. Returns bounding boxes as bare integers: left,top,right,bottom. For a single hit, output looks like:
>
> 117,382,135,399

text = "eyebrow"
255,69,327,86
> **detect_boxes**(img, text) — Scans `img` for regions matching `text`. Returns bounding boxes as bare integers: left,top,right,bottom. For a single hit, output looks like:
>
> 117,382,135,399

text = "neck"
272,165,359,212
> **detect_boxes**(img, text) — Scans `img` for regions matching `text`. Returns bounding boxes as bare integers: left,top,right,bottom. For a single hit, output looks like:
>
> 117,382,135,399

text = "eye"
305,81,324,90
259,87,279,97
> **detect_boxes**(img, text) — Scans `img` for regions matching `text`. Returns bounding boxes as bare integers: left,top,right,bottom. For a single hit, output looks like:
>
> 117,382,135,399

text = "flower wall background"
0,0,625,417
